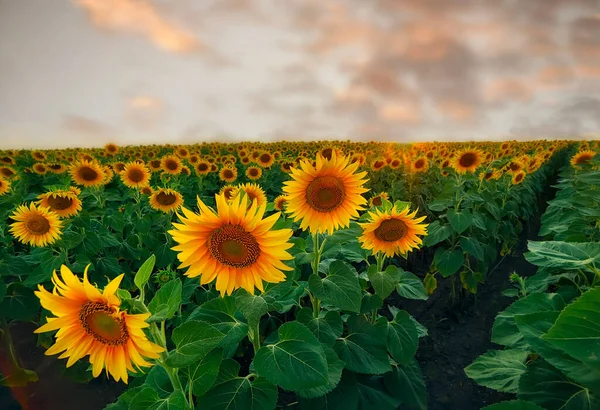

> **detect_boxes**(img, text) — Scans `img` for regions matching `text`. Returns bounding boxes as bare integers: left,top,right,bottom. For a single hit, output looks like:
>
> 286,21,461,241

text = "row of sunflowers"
0,139,598,409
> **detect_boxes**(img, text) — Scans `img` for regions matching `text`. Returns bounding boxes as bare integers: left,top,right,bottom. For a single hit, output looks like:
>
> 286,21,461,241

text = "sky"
1,0,600,149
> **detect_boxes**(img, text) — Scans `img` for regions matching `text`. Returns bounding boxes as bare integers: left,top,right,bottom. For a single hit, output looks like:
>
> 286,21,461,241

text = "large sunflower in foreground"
451,148,484,174
37,190,82,218
283,152,368,234
9,203,63,247
570,150,596,168
70,160,106,188
149,188,184,213
120,162,151,189
359,205,428,257
35,265,164,383
169,194,293,295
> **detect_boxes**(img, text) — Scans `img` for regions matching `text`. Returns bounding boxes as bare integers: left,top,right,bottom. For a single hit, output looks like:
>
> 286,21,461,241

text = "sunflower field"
0,139,598,410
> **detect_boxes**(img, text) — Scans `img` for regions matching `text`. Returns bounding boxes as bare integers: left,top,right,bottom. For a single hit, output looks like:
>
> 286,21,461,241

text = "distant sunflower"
245,166,262,180
274,195,287,211
410,157,429,173
512,170,526,185
256,152,275,168
140,186,154,195
112,162,126,173
149,188,184,213
180,166,190,176
35,265,164,383
283,152,368,234
33,163,48,175
47,163,67,174
570,150,596,168
0,155,15,165
219,184,237,201
169,194,294,295
371,158,387,171
32,151,46,161
0,166,17,179
219,166,238,183
104,143,119,156
231,183,267,208
195,161,211,176
37,190,82,218
0,177,11,196
120,162,151,189
451,148,484,174
369,192,389,207
359,205,428,257
9,203,63,247
506,160,523,173
148,160,162,172
70,160,106,188
389,158,402,170
175,147,190,158
160,155,183,175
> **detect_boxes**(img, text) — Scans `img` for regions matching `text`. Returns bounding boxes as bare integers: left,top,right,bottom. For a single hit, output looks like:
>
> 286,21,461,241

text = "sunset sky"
1,0,599,149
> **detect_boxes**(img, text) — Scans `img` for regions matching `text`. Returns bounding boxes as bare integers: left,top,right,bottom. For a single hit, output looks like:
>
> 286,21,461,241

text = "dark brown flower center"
414,159,425,169
48,164,63,170
79,301,128,346
208,224,260,268
26,215,51,235
197,163,209,172
78,166,99,181
47,195,74,211
576,154,594,164
223,169,234,179
371,196,383,206
515,173,524,183
321,148,333,160
128,168,145,183
249,168,259,177
509,162,521,171
305,175,345,212
374,218,408,242
259,153,271,164
459,153,477,168
156,192,177,206
150,160,161,169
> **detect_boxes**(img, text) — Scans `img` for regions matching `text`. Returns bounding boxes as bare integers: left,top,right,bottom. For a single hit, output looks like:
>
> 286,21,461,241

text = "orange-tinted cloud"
484,79,532,103
62,115,113,134
378,102,421,124
437,99,474,122
125,96,165,130
536,66,575,88
74,0,202,54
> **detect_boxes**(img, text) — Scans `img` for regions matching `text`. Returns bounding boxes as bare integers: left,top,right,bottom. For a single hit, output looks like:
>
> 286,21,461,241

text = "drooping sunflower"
149,188,184,213
274,195,288,211
120,162,151,189
512,170,526,185
283,152,368,234
112,162,126,173
245,166,262,180
0,177,11,196
9,203,63,247
70,160,106,188
160,155,183,175
37,190,82,218
231,183,267,208
219,166,238,183
358,205,428,257
35,265,164,383
570,150,596,168
369,192,389,207
451,148,484,174
169,194,293,295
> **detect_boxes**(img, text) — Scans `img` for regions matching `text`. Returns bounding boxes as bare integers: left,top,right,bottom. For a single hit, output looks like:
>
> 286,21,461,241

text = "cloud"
436,99,475,122
61,115,113,135
378,102,421,124
484,79,532,103
74,0,203,54
125,96,166,130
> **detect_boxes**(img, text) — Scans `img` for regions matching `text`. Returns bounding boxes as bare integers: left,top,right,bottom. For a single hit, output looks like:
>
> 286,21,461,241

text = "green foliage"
308,260,362,313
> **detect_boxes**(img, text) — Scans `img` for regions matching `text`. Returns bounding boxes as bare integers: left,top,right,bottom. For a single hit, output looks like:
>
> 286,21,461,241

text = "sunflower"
506,160,523,173
245,166,262,180
231,183,267,208
35,265,164,383
70,160,106,188
32,151,46,161
410,157,429,173
219,166,238,183
48,163,67,174
283,152,368,234
160,155,183,175
195,161,211,176
219,184,237,201
512,170,526,185
9,203,63,247
149,188,184,213
112,162,126,173
451,148,484,174
570,150,596,168
389,158,402,170
148,160,162,172
175,146,190,158
369,192,389,207
140,186,154,195
33,163,48,174
358,205,428,257
0,166,17,179
371,158,387,171
120,162,151,189
274,195,288,211
0,177,11,196
169,194,293,295
256,152,275,168
37,190,82,218
0,155,15,165
104,143,119,156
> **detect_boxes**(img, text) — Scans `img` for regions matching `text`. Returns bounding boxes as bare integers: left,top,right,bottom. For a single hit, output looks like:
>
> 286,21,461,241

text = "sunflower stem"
250,323,261,353
311,233,325,318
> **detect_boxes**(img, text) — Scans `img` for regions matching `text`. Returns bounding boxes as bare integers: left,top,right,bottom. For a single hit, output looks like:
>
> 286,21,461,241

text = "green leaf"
360,293,383,314
334,316,391,375
55,230,85,250
129,388,187,410
422,221,452,247
447,208,472,234
235,291,268,330
0,284,39,321
296,345,345,399
383,359,427,410
518,360,599,410
424,273,437,295
254,321,329,391
460,237,485,261
134,255,155,290
145,365,172,399
297,376,359,410
367,265,401,299
525,241,600,273
492,293,565,348
542,287,600,371
433,248,464,278
148,279,182,322
184,349,222,397
482,400,545,410
308,260,361,313
165,320,225,368
296,308,343,346
196,376,278,410
387,310,418,365
395,269,428,300
464,349,528,393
